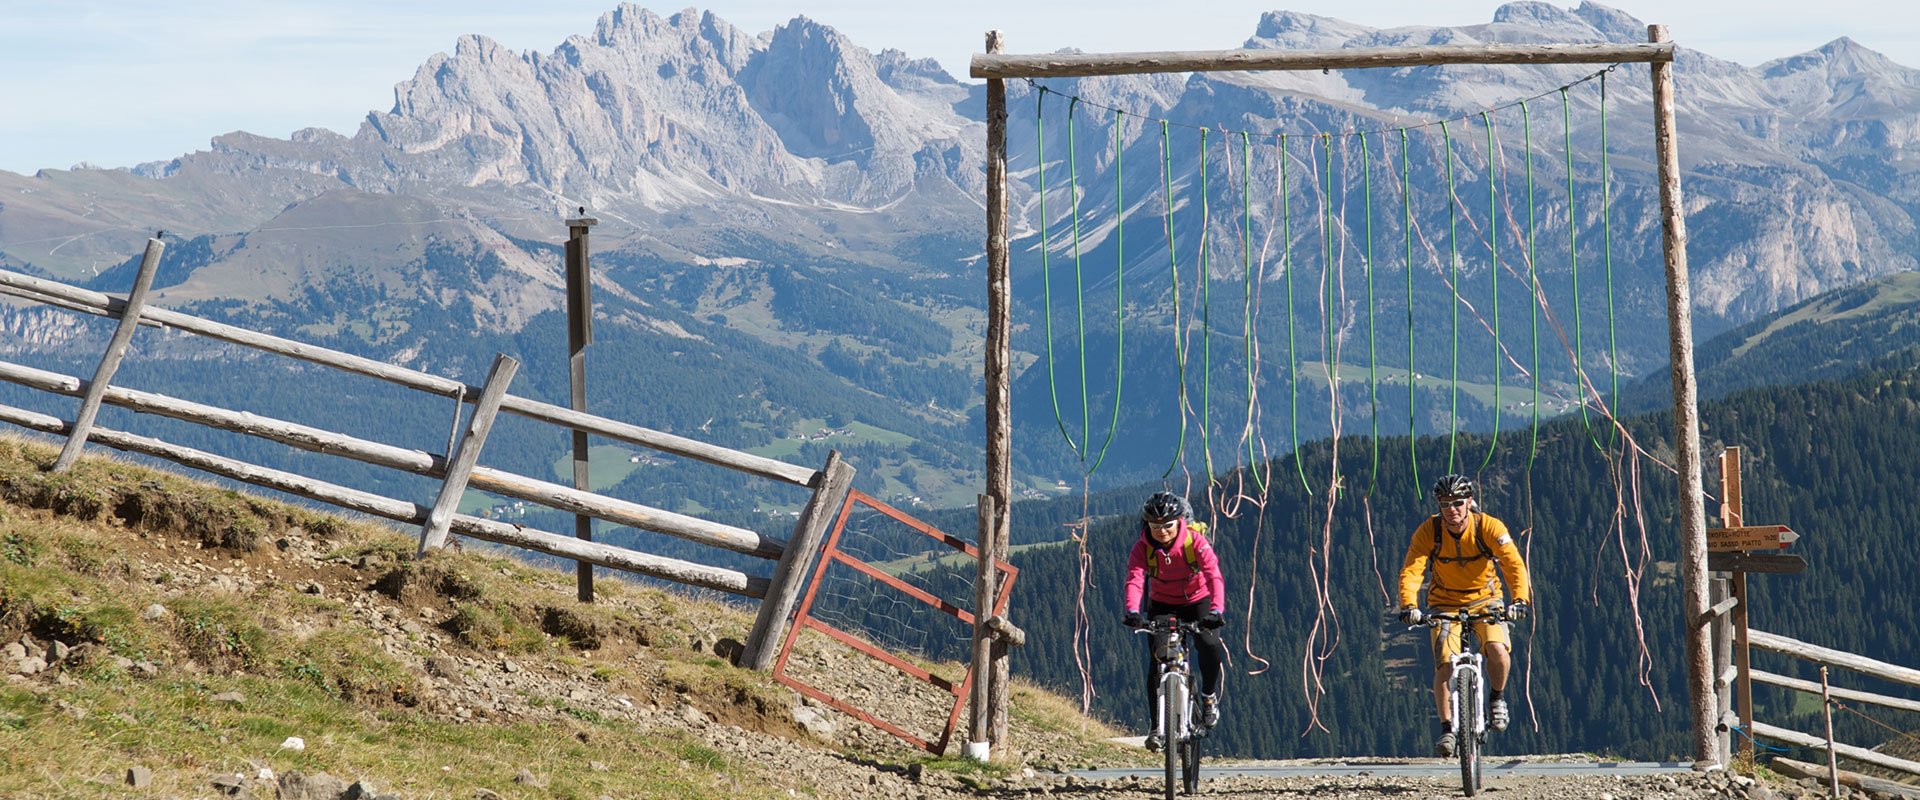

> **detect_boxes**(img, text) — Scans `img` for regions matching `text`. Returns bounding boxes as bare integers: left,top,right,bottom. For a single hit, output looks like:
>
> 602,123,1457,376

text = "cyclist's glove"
1505,601,1531,621
1123,610,1145,629
1199,610,1225,630
1398,607,1425,625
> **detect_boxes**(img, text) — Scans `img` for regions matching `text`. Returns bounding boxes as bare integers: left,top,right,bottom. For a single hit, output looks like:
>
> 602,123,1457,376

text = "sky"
4,0,1916,175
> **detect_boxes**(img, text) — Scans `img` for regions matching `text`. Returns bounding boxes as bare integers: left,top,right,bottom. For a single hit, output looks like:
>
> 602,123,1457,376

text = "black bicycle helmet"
1142,491,1190,525
1431,473,1476,501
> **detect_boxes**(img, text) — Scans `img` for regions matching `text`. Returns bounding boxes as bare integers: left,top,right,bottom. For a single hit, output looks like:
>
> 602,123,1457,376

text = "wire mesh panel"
772,489,1017,753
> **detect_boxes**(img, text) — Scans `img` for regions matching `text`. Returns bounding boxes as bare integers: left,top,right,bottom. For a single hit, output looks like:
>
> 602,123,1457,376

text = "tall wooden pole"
981,28,1015,754
566,210,599,602
1649,23,1714,768
54,235,165,472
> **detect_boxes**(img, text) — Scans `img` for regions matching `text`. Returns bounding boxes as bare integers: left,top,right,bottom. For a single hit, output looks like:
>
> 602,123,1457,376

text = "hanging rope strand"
1160,121,1190,478
1563,87,1605,453
1600,70,1621,449
1523,101,1542,467
1239,130,1268,492
1068,98,1091,462
1038,91,1080,456
1282,135,1311,494
1088,109,1127,473
1441,120,1461,473
1199,128,1218,480
1401,129,1421,495
1479,111,1503,472
1362,131,1381,495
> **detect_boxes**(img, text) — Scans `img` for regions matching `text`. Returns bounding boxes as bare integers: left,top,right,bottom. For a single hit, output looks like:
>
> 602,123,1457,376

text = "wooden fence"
0,237,852,671
1705,449,1920,790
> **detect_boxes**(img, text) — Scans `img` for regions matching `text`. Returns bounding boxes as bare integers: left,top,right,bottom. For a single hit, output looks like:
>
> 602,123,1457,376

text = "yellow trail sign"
1706,524,1797,552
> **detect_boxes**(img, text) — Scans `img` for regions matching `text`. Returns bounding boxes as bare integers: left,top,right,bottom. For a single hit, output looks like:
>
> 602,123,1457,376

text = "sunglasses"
1148,520,1180,530
1439,498,1470,509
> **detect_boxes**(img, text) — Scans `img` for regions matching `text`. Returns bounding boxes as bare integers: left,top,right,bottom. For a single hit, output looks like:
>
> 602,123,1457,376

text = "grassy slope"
0,435,1139,798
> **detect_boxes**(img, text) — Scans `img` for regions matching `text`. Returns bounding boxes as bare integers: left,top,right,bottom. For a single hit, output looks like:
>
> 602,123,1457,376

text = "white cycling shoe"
1490,699,1510,732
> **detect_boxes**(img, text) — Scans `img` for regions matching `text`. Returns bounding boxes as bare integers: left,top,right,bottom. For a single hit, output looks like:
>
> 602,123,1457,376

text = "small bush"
168,597,270,671
446,603,507,650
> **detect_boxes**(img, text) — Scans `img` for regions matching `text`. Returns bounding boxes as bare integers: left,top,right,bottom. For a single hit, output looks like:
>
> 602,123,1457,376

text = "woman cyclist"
1122,491,1227,751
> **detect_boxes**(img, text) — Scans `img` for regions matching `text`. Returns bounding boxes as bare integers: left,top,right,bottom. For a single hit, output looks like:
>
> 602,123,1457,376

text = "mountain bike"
1136,616,1206,799
1419,608,1509,797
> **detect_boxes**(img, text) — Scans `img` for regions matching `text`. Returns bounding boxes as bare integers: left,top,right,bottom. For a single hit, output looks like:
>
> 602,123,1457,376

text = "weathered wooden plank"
0,268,819,487
1751,669,1920,714
743,450,855,671
970,492,996,752
1771,757,1920,799
1749,630,1920,691
969,41,1675,79
0,402,768,597
54,236,164,472
1751,722,1920,780
0,359,784,559
984,615,1025,648
419,354,517,555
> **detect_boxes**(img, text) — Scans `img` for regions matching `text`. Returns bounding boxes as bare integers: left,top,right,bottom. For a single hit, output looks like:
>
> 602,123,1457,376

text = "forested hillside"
865,350,1920,761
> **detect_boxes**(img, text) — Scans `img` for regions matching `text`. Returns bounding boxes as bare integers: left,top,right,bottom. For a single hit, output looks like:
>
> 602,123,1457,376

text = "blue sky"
4,0,1914,175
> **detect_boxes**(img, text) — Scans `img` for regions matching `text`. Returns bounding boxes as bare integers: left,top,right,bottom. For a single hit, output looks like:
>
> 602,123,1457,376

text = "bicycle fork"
1158,669,1190,741
1449,657,1484,739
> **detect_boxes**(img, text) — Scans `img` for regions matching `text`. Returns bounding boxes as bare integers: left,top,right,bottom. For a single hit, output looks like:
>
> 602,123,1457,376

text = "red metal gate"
771,489,1017,753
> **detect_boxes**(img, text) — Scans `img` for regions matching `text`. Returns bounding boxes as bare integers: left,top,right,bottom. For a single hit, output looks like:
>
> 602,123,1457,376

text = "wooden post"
1648,23,1714,768
1822,667,1843,798
52,235,165,472
419,354,518,555
566,210,598,602
1725,447,1756,763
968,493,996,758
741,450,855,671
981,28,1016,752
1710,575,1733,763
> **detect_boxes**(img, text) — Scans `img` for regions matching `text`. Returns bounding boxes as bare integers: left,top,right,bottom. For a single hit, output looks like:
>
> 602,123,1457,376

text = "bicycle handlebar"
1130,617,1205,636
1418,608,1509,626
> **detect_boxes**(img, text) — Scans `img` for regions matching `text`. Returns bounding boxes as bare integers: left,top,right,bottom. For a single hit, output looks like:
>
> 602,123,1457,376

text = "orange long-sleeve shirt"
1397,512,1531,609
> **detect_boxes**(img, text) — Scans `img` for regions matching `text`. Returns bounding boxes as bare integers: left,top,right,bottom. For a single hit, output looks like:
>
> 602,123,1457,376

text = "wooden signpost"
1708,446,1807,763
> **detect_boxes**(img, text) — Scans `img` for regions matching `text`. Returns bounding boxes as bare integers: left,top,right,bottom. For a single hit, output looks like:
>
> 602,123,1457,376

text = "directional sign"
1708,551,1807,575
1706,524,1798,552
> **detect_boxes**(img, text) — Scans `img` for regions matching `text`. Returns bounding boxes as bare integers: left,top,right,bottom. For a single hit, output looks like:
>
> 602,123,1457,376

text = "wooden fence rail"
0,262,853,671
1716,622,1920,781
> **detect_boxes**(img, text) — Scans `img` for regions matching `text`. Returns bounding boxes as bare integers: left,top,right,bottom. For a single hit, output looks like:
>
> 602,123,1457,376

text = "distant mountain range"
3,1,1920,504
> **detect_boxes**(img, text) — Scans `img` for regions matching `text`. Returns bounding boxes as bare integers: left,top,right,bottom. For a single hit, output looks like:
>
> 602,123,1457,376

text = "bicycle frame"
1137,617,1204,799
1423,608,1506,797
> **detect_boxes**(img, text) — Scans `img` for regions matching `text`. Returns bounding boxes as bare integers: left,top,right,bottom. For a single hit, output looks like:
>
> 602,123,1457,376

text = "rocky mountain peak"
1569,1,1645,43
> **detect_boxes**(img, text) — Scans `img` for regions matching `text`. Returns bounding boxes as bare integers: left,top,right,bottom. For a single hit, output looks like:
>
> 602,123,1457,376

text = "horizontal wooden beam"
0,402,768,598
0,269,818,488
1697,594,1739,626
1749,630,1920,691
0,359,785,559
1750,669,1920,714
970,42,1674,79
1770,757,1920,800
1751,721,1920,779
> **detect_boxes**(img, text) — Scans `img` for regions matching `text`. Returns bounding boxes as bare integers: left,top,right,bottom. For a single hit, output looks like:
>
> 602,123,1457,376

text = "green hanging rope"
1282,135,1311,494
1478,112,1502,473
1240,131,1266,492
1068,98,1090,462
1087,109,1126,473
1441,120,1461,473
1563,88,1605,453
1037,90,1080,457
1199,127,1216,479
1522,100,1541,468
1321,135,1337,425
1160,121,1190,478
1401,129,1421,496
1362,132,1380,496
1600,70,1620,449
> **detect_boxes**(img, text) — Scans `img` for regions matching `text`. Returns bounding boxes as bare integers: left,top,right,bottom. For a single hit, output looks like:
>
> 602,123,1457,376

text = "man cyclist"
1123,491,1227,752
1397,474,1532,757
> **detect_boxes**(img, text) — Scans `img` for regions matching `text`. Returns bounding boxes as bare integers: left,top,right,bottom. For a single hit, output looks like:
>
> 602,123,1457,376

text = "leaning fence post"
52,235,166,472
565,209,598,602
741,449,854,671
418,354,519,556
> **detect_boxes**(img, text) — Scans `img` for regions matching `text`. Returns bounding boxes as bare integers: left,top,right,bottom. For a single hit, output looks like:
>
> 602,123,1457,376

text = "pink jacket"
1124,521,1226,613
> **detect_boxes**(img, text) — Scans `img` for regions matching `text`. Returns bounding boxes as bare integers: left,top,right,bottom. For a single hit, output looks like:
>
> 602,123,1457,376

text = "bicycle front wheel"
1162,675,1183,800
1456,673,1482,796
